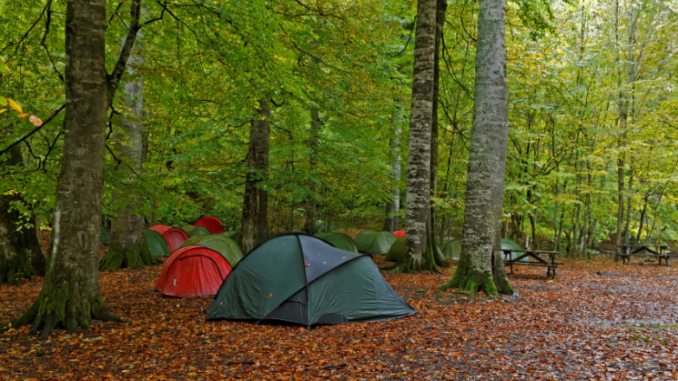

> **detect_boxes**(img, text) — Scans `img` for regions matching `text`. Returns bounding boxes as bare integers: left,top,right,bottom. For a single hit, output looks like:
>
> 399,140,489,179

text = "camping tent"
149,224,171,234
163,227,190,252
189,226,211,238
316,220,338,233
194,216,225,235
315,232,358,253
181,224,196,235
393,230,406,239
156,245,232,298
442,239,462,260
386,236,445,262
145,229,170,257
207,233,416,326
355,231,396,255
178,235,243,266
221,230,241,245
501,238,525,260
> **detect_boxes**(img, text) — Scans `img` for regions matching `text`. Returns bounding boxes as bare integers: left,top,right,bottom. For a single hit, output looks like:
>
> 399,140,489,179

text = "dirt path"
1,257,677,380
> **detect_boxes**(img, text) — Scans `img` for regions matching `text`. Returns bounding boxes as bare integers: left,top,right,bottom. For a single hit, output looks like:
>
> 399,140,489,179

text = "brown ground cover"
1,256,677,380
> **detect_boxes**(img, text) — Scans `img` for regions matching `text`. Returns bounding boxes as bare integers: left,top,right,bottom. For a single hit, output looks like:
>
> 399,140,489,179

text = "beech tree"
442,0,513,295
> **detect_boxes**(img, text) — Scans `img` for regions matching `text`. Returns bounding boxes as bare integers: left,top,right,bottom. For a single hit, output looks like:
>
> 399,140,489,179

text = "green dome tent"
207,233,416,326
145,229,170,257
443,239,462,260
316,220,338,233
316,232,358,253
181,224,196,235
221,230,241,245
189,226,211,237
501,238,525,260
179,234,243,266
355,231,396,255
386,236,445,262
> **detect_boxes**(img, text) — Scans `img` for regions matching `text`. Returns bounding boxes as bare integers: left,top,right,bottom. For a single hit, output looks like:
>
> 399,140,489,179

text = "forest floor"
1,255,678,380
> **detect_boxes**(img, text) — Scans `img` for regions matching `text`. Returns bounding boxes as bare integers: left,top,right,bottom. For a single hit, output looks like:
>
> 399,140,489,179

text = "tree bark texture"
383,107,402,232
5,0,119,337
430,0,449,268
240,100,271,253
100,32,156,271
444,0,513,296
0,144,45,285
303,107,320,235
396,0,438,273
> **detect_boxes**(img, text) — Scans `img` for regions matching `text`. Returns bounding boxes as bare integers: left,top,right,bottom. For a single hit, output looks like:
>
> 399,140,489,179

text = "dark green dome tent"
315,232,358,253
355,231,396,255
181,224,196,235
189,226,211,238
386,236,445,262
179,234,243,266
145,229,170,257
221,230,241,246
207,233,416,326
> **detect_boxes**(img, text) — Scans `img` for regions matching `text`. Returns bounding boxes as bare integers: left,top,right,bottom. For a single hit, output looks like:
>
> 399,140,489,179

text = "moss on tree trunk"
100,238,157,272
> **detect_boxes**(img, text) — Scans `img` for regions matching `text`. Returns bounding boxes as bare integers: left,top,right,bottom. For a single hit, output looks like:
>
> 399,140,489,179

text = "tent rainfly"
221,231,241,246
189,226,211,238
207,233,416,326
181,224,196,235
145,229,170,257
163,227,190,252
156,245,232,298
149,224,171,234
355,231,396,255
386,236,445,262
315,232,358,253
179,234,243,266
194,216,225,235
501,238,526,260
392,230,406,239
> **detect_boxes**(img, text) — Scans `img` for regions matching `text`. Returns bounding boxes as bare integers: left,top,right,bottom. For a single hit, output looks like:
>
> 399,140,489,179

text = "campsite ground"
1,256,677,380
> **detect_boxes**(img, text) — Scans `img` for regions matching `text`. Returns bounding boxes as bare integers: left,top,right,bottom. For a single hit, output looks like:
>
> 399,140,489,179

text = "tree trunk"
4,0,120,337
100,30,156,271
443,0,513,296
622,168,633,245
0,142,45,285
383,108,402,232
303,107,320,235
240,100,270,253
395,0,438,273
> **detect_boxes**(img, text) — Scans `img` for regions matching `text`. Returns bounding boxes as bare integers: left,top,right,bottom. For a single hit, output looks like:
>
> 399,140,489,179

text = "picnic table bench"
502,249,561,277
618,245,677,266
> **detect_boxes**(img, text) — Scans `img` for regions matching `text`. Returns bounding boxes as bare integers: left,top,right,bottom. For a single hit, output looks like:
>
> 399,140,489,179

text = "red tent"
193,216,225,234
162,227,189,252
149,224,171,235
156,245,232,298
393,230,406,239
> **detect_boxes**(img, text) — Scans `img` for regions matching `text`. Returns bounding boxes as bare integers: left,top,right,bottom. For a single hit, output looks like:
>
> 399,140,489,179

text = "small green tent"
189,226,211,237
355,231,396,255
316,232,358,253
221,230,241,245
207,233,416,326
316,220,338,233
145,229,170,257
386,236,445,262
442,239,462,260
501,238,525,260
181,224,196,235
179,234,243,266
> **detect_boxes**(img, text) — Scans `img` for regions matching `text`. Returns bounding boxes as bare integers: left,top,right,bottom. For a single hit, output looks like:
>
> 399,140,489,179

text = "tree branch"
107,0,142,107
0,104,66,156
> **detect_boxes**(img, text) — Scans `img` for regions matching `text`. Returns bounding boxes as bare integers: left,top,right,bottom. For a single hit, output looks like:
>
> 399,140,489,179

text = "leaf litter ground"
1,256,678,380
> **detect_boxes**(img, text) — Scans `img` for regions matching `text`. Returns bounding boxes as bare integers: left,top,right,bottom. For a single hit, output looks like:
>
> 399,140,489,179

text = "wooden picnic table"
619,244,673,266
502,249,561,277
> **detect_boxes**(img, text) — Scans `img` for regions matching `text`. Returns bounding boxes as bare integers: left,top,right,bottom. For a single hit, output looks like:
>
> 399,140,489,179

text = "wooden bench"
619,245,674,266
502,250,561,277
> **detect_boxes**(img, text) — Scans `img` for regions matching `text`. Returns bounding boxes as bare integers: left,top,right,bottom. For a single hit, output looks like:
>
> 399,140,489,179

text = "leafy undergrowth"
1,257,678,380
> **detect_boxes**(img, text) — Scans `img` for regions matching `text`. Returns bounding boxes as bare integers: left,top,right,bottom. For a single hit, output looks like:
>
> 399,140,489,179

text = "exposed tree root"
394,246,439,274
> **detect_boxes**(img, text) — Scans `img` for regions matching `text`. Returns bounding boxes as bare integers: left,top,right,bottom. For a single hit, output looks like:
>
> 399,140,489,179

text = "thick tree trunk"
240,100,270,253
383,108,402,232
4,0,120,337
303,107,320,235
100,31,156,271
443,0,513,296
395,0,438,273
0,139,46,285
